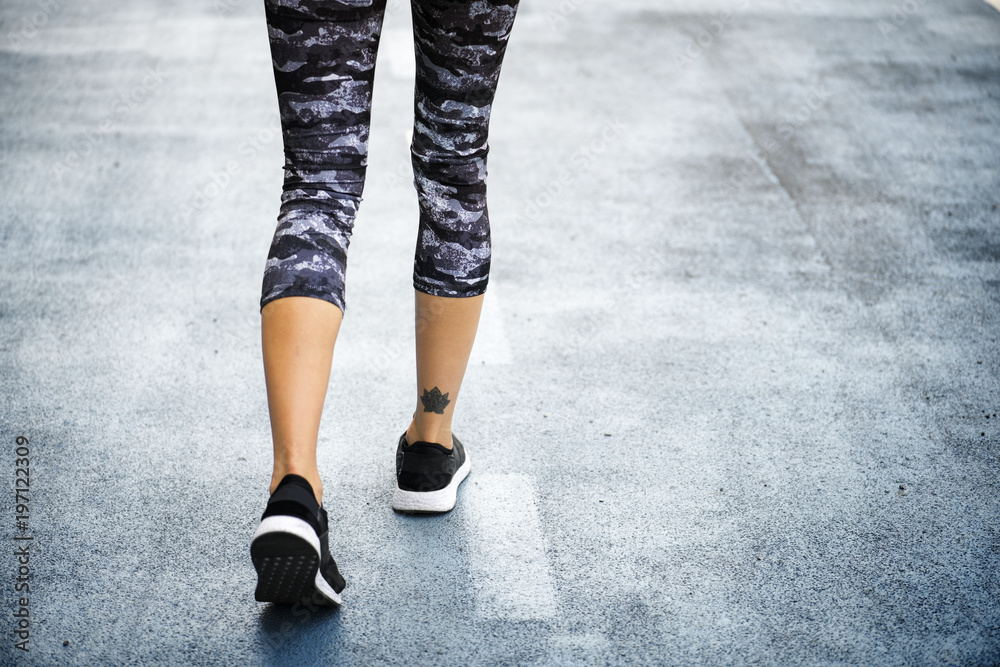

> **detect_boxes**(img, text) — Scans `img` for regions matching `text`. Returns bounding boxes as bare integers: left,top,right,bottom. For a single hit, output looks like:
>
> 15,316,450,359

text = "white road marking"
380,29,416,81
466,473,558,620
469,287,513,366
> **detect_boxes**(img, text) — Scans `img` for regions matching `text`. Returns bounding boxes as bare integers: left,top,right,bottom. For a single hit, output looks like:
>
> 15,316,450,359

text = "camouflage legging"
260,0,520,313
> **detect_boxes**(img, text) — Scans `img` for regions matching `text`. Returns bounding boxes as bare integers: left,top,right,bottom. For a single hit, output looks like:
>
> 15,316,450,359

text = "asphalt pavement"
1,0,999,664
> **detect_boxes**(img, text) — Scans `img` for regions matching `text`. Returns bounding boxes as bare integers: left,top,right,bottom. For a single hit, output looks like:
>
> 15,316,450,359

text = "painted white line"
469,288,513,366
381,29,416,81
465,473,558,620
985,0,1000,12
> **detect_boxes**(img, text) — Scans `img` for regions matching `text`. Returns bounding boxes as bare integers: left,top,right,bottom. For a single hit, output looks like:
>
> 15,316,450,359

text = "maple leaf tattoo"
420,387,451,414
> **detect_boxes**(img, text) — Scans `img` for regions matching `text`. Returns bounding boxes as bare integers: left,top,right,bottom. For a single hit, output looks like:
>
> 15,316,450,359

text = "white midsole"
252,515,320,554
392,453,471,512
313,568,342,606
251,515,342,606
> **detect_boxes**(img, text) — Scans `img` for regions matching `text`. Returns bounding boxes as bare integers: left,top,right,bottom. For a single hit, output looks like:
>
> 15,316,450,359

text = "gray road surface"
1,0,999,664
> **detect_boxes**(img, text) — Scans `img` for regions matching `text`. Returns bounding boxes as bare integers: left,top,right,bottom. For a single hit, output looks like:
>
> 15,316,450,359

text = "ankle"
270,467,323,505
406,421,453,449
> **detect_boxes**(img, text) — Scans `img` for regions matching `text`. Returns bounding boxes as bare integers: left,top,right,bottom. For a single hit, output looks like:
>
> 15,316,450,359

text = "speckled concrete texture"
1,0,998,664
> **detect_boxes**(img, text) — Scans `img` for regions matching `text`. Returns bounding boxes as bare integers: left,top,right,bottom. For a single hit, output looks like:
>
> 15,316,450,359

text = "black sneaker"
250,474,345,606
392,432,471,513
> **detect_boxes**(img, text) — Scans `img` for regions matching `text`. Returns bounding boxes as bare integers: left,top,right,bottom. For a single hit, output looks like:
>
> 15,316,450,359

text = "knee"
411,93,492,166
410,152,487,199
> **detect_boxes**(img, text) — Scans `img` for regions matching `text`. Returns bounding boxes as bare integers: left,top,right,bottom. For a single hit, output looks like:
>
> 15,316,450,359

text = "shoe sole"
250,516,342,606
392,452,471,514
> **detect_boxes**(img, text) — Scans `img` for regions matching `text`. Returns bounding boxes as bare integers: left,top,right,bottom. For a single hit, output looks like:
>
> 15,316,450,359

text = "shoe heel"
251,532,319,604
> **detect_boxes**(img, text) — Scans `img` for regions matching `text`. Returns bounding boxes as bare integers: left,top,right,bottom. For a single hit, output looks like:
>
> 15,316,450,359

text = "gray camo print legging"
260,0,519,313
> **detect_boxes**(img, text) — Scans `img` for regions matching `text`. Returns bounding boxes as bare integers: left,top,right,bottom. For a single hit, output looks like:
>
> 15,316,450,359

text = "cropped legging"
259,0,519,313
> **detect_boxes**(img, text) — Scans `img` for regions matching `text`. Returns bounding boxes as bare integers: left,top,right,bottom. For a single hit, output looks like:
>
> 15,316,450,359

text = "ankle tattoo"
420,387,451,414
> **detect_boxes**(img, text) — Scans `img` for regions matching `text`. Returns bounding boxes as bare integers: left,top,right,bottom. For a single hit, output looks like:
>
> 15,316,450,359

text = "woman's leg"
262,296,342,504
259,0,387,502
252,0,387,606
405,0,519,448
405,291,484,448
